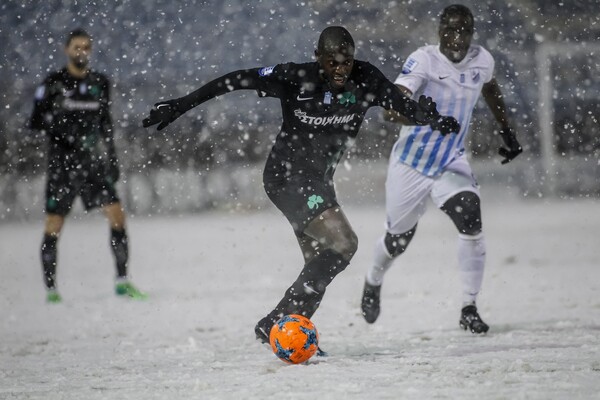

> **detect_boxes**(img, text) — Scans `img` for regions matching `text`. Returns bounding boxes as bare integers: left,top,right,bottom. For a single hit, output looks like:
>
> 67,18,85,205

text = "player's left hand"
142,100,182,131
498,127,522,164
430,116,460,135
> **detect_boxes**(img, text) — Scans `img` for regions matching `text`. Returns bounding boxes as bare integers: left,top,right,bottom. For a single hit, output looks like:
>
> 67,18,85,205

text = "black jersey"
173,60,422,183
30,68,115,171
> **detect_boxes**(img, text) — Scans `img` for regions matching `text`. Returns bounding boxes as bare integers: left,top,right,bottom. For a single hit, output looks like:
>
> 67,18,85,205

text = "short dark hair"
440,4,474,28
65,28,91,46
317,26,355,54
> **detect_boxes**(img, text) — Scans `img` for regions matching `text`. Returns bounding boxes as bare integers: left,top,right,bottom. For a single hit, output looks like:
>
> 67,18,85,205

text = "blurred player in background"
361,4,522,333
29,28,146,303
143,26,459,349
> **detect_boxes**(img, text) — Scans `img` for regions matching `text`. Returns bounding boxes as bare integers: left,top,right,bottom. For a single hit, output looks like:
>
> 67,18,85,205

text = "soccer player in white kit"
361,4,522,333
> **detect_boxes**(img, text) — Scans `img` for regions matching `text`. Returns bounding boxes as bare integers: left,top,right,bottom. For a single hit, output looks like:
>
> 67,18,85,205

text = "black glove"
142,100,183,131
430,116,461,136
498,127,522,164
412,95,439,125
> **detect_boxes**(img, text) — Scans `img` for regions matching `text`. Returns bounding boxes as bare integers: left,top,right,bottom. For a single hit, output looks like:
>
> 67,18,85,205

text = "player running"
360,5,523,333
143,26,459,345
30,28,146,303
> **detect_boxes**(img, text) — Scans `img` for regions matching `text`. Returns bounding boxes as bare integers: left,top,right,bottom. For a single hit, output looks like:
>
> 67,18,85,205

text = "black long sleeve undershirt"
175,69,267,112
173,66,433,125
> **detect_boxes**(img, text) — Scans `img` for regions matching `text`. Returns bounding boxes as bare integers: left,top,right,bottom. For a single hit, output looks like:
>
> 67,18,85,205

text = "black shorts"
264,174,339,236
45,164,120,216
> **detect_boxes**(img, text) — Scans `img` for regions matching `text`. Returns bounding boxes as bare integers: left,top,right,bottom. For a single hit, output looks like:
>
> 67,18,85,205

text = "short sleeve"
394,49,429,95
29,77,53,130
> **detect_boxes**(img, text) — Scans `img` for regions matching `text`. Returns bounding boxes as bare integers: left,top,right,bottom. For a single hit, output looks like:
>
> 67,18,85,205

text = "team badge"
471,70,480,83
258,66,275,76
89,86,101,96
402,57,418,74
34,85,46,100
324,91,332,104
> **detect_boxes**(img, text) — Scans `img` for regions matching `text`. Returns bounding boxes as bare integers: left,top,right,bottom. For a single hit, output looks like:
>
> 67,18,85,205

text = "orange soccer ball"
269,314,319,364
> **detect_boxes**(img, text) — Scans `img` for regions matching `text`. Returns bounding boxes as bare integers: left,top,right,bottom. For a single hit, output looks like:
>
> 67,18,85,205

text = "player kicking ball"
143,26,459,349
361,4,522,333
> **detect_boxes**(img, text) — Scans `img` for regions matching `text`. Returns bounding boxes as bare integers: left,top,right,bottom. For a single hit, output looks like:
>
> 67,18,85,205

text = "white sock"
457,233,486,307
366,236,395,286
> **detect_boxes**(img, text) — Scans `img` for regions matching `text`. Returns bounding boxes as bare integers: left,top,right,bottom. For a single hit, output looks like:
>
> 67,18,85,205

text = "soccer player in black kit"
143,26,459,349
30,28,145,303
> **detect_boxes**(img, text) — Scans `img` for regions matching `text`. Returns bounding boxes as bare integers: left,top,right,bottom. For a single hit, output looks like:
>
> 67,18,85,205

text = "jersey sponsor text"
294,109,356,126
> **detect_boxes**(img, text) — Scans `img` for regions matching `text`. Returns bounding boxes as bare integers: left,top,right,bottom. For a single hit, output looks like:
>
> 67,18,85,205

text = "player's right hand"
142,100,182,131
430,115,460,135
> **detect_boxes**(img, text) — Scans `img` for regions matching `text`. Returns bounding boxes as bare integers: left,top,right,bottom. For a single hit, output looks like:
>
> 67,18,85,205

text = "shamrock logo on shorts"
339,92,356,106
307,194,324,210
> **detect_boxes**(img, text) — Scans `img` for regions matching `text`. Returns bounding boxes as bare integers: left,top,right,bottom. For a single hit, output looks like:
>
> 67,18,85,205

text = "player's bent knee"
441,191,482,236
384,227,416,258
331,231,358,261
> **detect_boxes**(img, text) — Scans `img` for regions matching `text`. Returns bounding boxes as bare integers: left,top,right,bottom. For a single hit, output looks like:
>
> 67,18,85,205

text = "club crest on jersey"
402,58,418,74
471,70,480,83
338,91,356,106
258,66,275,76
89,85,101,96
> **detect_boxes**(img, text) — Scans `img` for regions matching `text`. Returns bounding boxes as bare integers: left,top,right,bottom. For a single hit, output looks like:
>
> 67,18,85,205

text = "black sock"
110,228,128,278
263,249,349,328
41,234,58,290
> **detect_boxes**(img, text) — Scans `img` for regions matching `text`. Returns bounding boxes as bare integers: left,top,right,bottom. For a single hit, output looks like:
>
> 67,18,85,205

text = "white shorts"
385,156,480,234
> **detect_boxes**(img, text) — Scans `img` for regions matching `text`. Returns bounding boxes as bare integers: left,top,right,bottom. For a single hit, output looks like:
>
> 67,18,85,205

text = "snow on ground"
1,193,599,399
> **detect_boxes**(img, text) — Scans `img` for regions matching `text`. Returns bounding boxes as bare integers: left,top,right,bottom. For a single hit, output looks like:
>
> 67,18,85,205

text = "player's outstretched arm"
142,68,267,131
383,84,415,124
381,80,460,135
481,78,522,164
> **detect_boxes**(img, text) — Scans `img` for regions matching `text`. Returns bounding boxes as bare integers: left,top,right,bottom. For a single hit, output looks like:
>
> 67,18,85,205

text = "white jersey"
390,44,495,176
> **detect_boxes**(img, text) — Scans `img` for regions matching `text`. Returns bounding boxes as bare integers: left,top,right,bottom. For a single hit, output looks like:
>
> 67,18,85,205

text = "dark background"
1,0,598,217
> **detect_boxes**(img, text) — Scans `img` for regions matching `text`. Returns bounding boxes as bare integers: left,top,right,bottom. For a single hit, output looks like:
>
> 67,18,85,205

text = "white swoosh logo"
303,282,319,294
297,95,313,101
156,104,170,109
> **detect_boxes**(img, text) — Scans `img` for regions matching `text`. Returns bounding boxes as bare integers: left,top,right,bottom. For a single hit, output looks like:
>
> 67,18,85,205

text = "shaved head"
440,4,474,29
317,26,355,55
314,26,355,89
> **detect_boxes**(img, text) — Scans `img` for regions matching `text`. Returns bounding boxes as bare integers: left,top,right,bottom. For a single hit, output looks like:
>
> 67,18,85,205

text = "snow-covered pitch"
1,194,599,399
